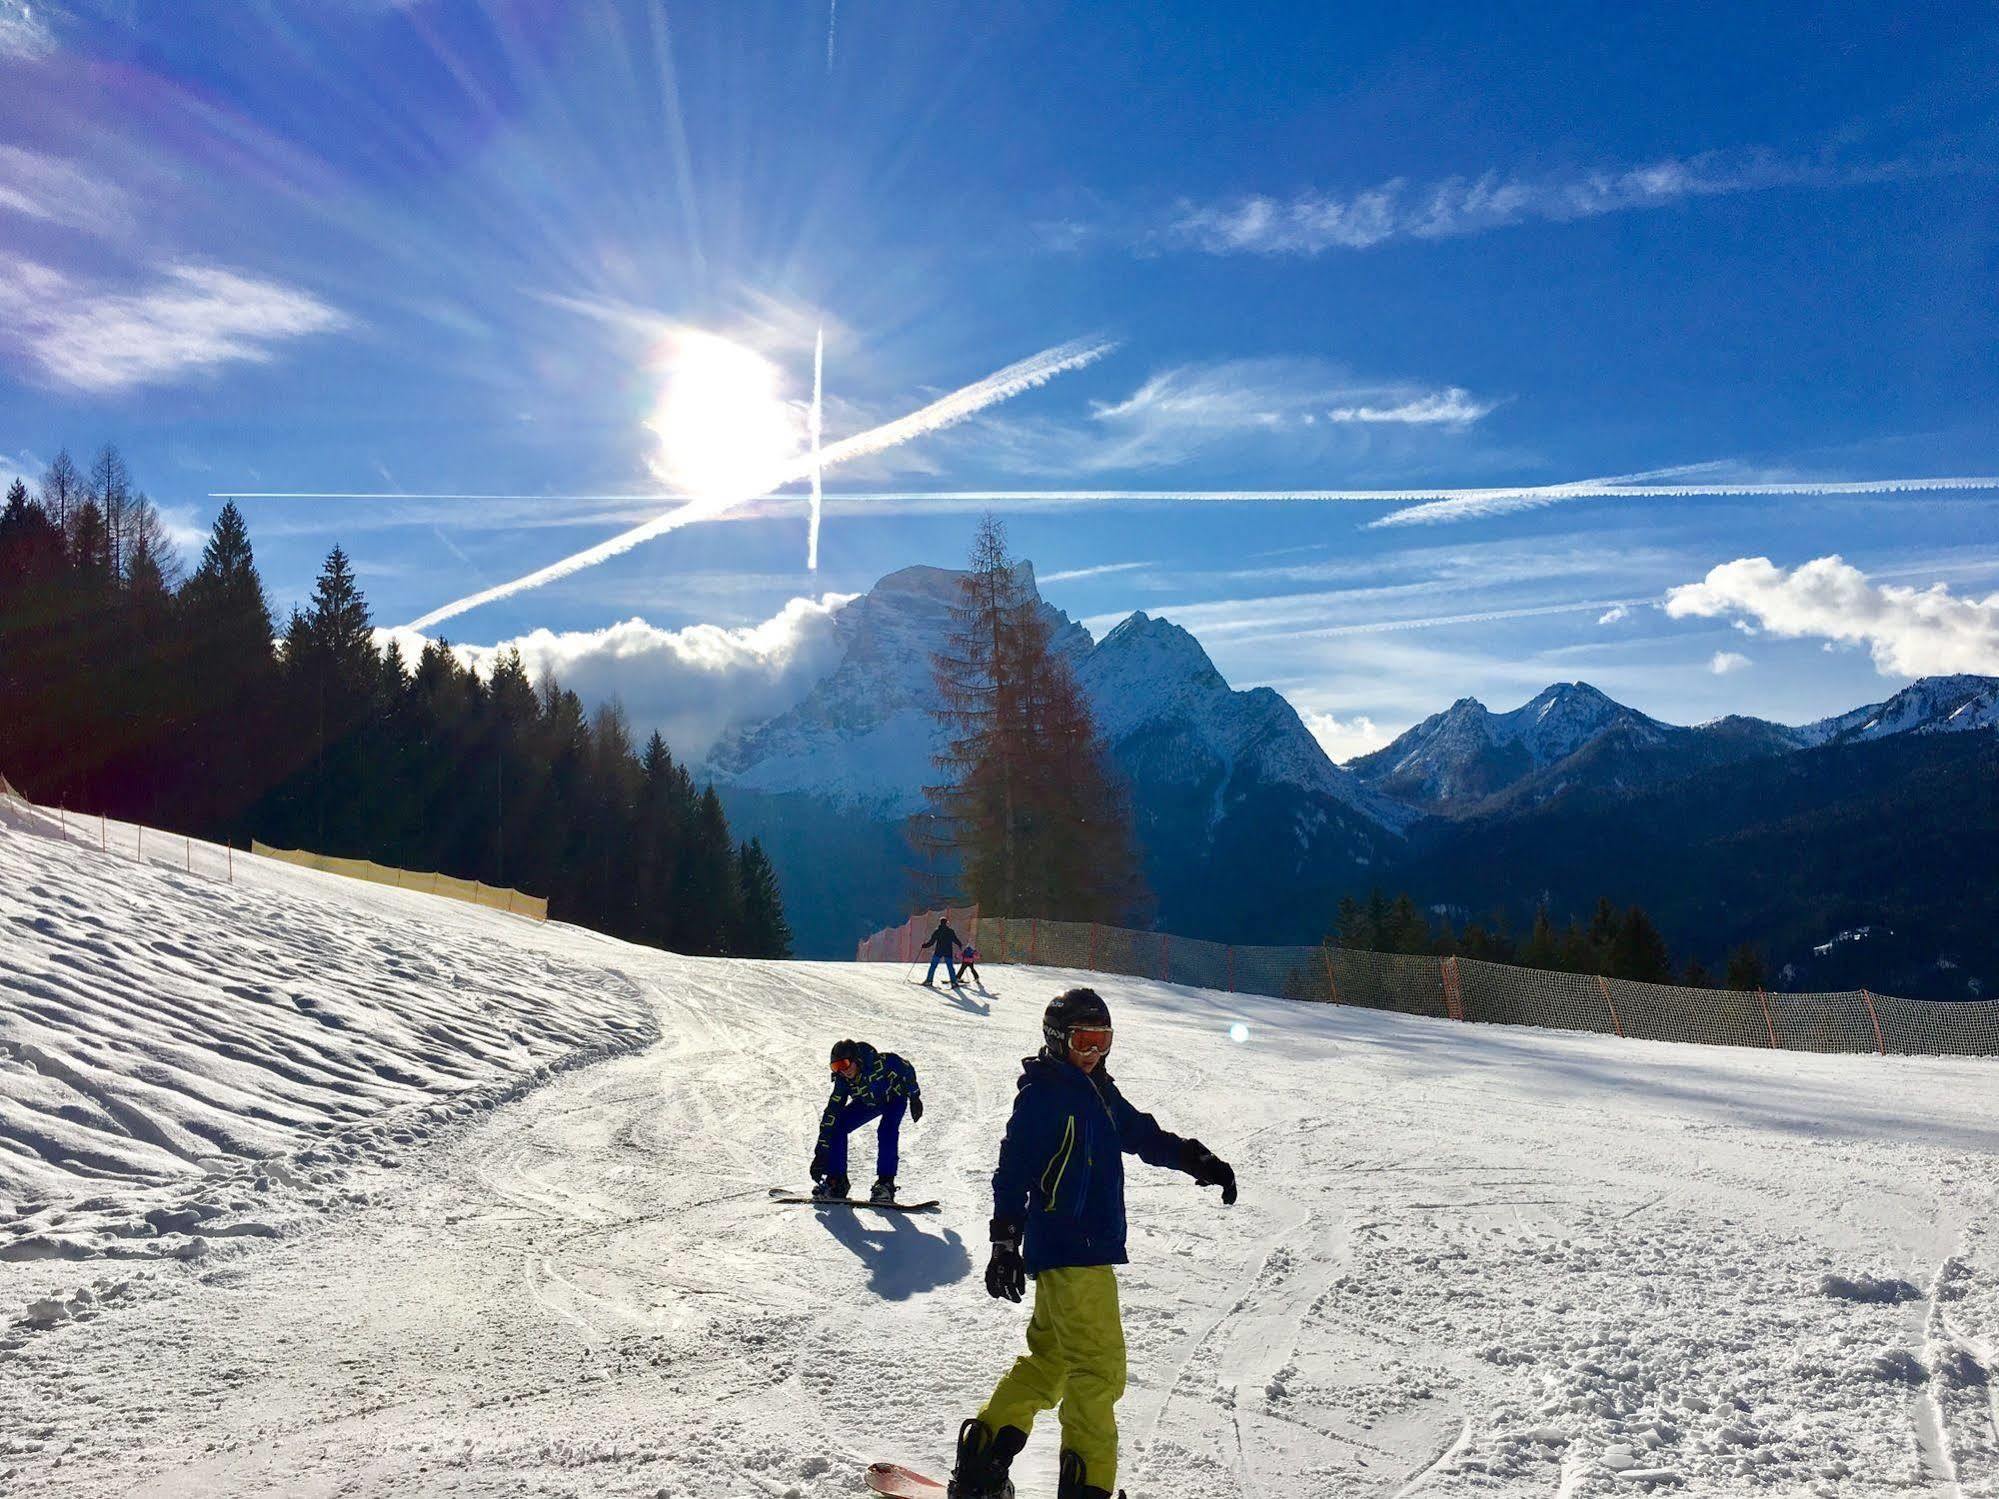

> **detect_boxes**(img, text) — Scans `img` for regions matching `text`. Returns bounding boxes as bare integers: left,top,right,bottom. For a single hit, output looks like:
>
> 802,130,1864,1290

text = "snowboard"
865,1463,946,1497
769,1187,940,1212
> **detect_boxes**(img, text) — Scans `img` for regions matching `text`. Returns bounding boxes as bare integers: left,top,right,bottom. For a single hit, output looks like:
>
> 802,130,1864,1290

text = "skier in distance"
957,942,985,990
946,988,1237,1499
919,916,963,987
812,1039,923,1203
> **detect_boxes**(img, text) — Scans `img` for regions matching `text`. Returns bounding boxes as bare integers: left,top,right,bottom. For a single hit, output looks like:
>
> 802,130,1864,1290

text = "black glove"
984,1218,1025,1302
1182,1139,1238,1206
910,1096,925,1123
809,1145,828,1182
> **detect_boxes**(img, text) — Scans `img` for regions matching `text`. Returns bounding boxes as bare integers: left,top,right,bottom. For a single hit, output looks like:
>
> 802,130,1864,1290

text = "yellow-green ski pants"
978,1265,1127,1492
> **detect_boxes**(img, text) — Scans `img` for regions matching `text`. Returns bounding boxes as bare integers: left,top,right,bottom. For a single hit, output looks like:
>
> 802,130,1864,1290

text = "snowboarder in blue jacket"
947,988,1237,1499
812,1039,924,1203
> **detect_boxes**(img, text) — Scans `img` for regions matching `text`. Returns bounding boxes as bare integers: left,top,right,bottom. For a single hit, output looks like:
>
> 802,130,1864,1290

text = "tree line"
0,446,789,958
1335,888,1770,991
919,515,1145,923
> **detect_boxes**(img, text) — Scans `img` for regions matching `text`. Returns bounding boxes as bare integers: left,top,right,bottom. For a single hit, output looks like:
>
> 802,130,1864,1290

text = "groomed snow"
3,809,1997,1497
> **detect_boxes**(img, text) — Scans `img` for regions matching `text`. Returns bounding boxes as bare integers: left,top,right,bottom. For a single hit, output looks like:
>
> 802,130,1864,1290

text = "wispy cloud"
0,146,130,236
1666,555,1999,677
1041,560,1156,584
1075,359,1497,470
1164,148,1946,257
404,336,1115,630
0,261,346,392
1709,650,1752,674
0,1,57,60
1328,387,1495,427
1597,605,1631,625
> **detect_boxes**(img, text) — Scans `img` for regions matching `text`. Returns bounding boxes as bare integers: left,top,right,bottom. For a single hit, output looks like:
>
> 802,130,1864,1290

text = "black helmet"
830,1039,868,1067
1042,988,1112,1057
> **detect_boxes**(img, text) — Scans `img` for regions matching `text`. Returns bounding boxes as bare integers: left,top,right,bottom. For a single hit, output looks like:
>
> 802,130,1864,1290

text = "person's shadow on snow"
939,986,990,1017
816,1208,971,1301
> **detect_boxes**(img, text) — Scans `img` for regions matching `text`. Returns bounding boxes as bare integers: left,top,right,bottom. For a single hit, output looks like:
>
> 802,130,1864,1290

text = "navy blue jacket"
991,1052,1189,1274
817,1043,920,1150
920,922,961,957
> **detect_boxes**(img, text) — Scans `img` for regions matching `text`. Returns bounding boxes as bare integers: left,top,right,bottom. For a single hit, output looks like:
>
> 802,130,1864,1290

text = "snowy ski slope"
3,807,1997,1497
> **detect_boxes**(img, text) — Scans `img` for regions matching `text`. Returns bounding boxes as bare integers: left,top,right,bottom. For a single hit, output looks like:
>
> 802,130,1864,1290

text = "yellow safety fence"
251,842,548,922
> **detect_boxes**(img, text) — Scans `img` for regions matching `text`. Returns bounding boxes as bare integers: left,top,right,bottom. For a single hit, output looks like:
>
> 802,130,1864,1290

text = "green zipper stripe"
1040,1115,1077,1209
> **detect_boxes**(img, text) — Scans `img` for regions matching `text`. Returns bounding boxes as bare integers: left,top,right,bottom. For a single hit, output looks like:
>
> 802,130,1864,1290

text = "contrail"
807,324,824,570
826,0,837,70
1367,474,1999,528
400,335,1116,630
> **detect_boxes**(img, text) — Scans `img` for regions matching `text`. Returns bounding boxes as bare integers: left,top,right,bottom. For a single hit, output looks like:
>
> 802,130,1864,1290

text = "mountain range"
704,563,1996,996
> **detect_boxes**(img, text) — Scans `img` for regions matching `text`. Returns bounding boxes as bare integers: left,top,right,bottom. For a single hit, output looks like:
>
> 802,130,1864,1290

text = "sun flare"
645,330,803,500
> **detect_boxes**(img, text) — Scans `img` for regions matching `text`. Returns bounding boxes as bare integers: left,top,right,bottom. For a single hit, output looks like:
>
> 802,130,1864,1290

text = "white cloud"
1709,650,1752,675
1041,560,1155,584
1597,605,1631,625
379,594,854,765
0,1,57,59
0,261,346,391
1666,555,1999,678
0,147,130,236
1061,358,1495,472
1165,149,1912,256
1303,711,1393,764
1327,387,1495,427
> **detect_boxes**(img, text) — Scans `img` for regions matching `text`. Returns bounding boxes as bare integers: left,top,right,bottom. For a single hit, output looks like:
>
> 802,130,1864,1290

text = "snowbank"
0,804,654,1260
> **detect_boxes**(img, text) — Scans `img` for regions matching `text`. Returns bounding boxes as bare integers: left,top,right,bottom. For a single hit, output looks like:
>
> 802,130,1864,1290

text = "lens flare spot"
1229,1022,1250,1044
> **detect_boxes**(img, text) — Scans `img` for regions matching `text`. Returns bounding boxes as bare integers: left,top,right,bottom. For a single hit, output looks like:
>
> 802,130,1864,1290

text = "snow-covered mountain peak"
1093,611,1228,695
1798,674,1999,747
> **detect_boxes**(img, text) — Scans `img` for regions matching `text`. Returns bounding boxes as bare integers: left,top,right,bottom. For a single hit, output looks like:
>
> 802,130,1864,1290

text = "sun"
645,330,803,500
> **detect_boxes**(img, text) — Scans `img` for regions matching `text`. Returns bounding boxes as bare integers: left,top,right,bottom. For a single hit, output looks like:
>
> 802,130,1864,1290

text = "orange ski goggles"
831,1057,858,1078
1066,1026,1114,1057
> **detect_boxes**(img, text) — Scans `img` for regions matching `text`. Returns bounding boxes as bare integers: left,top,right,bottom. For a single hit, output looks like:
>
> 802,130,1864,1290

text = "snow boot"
1057,1449,1122,1499
870,1175,897,1204
812,1174,850,1201
947,1417,1026,1499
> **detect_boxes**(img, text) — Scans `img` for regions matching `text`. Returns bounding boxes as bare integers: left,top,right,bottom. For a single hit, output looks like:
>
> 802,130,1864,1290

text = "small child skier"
947,988,1237,1499
811,1039,924,1204
919,917,962,987
957,944,984,989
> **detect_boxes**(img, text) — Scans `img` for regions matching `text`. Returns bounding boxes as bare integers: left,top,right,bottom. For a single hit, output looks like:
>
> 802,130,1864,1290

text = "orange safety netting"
855,912,1999,1058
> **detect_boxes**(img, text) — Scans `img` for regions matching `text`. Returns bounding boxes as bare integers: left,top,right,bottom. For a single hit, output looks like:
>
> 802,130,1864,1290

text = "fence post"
1158,932,1170,982
1756,988,1779,1049
1596,974,1625,1038
1441,956,1465,1021
1088,923,1099,971
101,812,107,852
1321,943,1341,1004
136,824,143,861
227,841,233,883
1032,917,1041,965
1861,989,1885,1056
185,835,192,873
60,804,67,839
1228,945,1236,994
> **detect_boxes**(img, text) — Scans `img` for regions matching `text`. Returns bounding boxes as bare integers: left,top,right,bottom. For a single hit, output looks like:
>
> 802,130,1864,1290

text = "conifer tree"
1725,944,1768,992
1608,905,1673,982
736,838,793,958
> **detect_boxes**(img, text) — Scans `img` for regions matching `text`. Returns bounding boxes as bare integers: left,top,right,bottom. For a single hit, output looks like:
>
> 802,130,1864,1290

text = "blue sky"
3,0,1995,760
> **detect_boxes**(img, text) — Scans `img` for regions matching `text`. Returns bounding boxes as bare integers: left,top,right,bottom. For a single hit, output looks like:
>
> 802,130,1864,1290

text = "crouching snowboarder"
812,1039,924,1204
947,988,1237,1499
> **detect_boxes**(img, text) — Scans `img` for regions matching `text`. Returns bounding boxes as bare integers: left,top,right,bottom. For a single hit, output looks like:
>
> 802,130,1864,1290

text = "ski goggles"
830,1058,858,1078
1065,1026,1114,1057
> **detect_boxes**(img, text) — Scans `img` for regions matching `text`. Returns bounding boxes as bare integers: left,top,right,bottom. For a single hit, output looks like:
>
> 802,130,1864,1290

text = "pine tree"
1386,893,1431,954
1333,893,1368,949
1608,905,1673,983
1519,905,1559,968
735,838,793,958
89,444,132,580
1587,896,1621,959
926,515,1141,921
39,448,83,539
1725,944,1767,992
1680,957,1713,988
